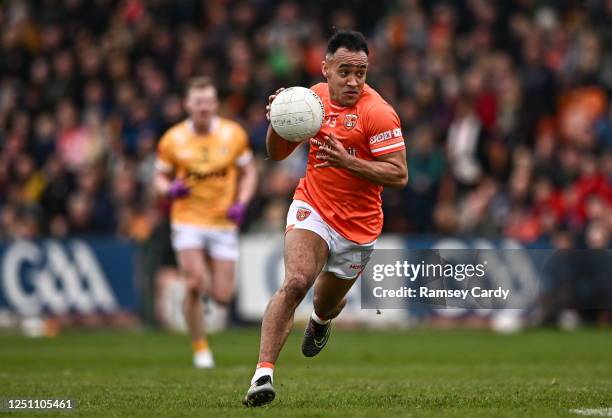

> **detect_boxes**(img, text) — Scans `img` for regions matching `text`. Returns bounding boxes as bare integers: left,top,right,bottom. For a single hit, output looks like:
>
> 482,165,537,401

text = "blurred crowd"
0,0,611,249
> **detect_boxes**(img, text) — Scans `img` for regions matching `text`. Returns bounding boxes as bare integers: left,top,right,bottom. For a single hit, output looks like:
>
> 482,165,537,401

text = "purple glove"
227,202,247,226
167,179,190,199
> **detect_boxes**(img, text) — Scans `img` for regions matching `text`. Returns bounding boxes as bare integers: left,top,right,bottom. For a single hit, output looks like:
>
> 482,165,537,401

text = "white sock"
251,367,274,385
311,311,330,325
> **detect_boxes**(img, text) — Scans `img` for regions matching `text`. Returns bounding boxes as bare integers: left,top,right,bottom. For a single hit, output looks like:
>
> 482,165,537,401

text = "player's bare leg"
259,229,328,362
176,250,207,340
302,272,356,357
208,257,235,331
243,229,328,407
313,271,356,318
209,258,235,305
176,249,214,368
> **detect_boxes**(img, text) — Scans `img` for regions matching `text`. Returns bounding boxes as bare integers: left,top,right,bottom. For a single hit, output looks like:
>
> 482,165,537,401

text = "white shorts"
171,224,239,261
286,200,376,279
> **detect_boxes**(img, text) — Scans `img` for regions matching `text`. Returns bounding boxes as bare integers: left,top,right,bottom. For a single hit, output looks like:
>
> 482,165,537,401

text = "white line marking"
570,408,612,416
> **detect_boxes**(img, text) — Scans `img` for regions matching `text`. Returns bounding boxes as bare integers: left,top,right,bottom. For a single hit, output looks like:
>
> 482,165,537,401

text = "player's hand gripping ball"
269,87,324,142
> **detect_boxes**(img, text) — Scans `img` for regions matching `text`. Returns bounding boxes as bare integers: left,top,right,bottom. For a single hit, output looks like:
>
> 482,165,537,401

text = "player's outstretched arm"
315,134,408,188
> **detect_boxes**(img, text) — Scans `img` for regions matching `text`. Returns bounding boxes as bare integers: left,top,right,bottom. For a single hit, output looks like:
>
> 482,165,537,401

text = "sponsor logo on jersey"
344,114,359,130
349,264,362,270
310,137,323,147
369,128,403,144
296,208,311,221
187,168,228,181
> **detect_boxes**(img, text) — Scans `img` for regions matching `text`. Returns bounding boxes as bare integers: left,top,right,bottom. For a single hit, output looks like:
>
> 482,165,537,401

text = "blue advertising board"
0,239,137,316
237,235,557,323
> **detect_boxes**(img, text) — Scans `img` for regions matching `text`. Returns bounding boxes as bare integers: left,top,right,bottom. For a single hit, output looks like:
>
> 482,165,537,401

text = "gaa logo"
0,240,120,316
344,114,358,130
296,208,311,221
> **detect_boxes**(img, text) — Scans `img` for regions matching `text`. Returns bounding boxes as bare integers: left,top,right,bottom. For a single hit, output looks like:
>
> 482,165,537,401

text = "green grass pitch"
1,327,611,417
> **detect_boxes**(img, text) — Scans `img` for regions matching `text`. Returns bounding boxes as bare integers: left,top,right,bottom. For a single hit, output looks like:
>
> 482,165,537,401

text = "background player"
243,30,408,406
154,77,258,368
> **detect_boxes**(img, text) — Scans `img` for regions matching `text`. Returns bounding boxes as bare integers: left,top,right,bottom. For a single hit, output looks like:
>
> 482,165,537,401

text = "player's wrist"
167,179,190,199
343,154,360,171
227,201,248,225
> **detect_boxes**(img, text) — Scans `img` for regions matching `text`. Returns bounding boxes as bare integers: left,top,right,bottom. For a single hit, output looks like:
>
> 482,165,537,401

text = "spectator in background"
404,126,444,231
446,96,483,189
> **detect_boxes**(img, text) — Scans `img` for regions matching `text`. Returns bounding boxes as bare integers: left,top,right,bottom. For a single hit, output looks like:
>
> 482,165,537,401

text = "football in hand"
269,87,325,142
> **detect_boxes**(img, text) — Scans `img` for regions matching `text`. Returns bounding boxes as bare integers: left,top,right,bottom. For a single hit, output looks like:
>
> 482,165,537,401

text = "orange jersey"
156,117,252,229
293,83,405,244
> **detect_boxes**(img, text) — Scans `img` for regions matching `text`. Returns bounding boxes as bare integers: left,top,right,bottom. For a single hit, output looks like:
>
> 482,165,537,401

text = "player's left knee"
184,280,204,298
281,275,311,303
211,290,233,306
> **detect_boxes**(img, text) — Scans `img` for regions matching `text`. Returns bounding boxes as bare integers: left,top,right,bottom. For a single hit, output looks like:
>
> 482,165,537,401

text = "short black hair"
326,30,369,56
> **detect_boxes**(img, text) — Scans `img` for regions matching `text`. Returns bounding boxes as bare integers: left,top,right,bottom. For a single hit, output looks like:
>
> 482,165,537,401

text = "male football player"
243,30,408,406
155,77,257,368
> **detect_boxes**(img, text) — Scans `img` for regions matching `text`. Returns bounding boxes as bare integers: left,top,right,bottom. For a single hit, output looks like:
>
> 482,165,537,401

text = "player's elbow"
401,171,409,187
393,177,408,189
389,171,408,189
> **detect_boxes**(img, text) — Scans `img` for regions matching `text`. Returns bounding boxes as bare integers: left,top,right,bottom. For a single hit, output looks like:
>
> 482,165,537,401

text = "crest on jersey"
344,114,359,130
296,208,311,221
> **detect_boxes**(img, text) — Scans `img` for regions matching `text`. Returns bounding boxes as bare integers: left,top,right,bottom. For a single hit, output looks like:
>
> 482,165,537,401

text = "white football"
269,87,324,142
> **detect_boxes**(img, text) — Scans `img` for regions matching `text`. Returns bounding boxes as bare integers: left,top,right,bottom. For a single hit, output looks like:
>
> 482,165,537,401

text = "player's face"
185,86,218,128
322,48,368,107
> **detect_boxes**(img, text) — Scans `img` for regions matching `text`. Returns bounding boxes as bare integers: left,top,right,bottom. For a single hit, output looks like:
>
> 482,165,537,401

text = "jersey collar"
187,116,220,136
329,100,351,111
